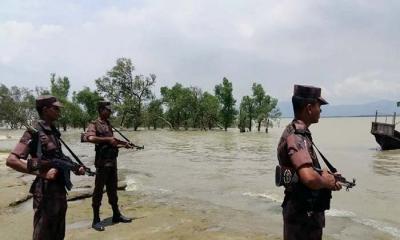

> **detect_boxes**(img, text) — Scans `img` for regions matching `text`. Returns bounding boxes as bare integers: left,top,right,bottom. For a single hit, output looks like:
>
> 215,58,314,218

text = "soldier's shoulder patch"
287,133,307,151
19,131,33,145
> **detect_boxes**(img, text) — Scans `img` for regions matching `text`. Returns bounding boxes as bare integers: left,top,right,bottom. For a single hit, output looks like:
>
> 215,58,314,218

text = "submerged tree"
239,95,255,131
215,77,237,131
251,83,281,132
144,98,164,129
199,92,220,130
95,58,156,130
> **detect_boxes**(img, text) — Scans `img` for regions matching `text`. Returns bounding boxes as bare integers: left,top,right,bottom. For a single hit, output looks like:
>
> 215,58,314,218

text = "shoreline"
0,154,279,240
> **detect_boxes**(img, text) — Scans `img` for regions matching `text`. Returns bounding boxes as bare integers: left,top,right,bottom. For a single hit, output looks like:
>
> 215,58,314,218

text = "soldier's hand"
125,142,135,149
332,172,343,191
109,137,119,147
77,166,85,175
43,168,58,180
321,169,337,190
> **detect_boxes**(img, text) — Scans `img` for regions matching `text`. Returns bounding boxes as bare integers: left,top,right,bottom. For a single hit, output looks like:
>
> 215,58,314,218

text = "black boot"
92,206,105,231
112,205,132,223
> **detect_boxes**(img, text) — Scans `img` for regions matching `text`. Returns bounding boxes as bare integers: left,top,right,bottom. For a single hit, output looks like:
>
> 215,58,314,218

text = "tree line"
0,58,281,132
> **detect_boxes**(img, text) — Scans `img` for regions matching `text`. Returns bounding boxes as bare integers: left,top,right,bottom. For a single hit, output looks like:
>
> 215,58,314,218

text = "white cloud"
330,72,400,104
0,1,400,105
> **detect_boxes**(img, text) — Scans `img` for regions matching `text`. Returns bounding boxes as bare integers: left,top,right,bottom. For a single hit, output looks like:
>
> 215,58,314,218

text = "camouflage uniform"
11,120,67,240
276,85,330,240
84,118,119,212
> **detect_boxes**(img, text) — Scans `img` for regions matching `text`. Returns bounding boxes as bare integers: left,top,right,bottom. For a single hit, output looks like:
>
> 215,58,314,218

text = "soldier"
6,95,85,240
277,85,342,240
83,101,132,231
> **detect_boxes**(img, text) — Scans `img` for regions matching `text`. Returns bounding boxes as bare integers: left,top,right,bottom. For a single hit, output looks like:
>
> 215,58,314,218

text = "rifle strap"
292,121,337,173
57,136,85,166
307,137,337,173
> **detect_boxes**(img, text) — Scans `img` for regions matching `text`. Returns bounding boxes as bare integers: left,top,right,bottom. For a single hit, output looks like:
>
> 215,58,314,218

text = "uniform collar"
97,117,110,125
292,119,311,136
37,120,53,131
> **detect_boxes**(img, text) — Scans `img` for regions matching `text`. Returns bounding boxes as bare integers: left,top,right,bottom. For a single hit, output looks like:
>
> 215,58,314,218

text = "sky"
1,0,400,105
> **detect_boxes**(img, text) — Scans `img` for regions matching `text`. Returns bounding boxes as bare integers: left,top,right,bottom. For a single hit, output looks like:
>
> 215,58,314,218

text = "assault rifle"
30,155,91,190
313,167,356,191
26,123,96,178
112,126,144,150
275,165,356,191
276,136,356,191
57,137,96,176
310,139,356,191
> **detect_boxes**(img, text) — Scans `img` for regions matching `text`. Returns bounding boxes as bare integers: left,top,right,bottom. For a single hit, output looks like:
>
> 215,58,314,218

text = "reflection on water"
373,150,400,176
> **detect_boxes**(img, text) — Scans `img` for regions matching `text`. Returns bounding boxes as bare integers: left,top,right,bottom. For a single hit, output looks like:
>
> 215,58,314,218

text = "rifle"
57,137,96,176
26,123,96,177
275,165,356,191
313,167,356,191
111,126,144,150
29,155,87,190
309,139,356,191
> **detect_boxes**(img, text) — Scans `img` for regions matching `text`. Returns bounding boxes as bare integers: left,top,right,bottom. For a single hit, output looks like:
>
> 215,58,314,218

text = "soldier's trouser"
33,195,67,240
92,166,118,208
282,202,324,240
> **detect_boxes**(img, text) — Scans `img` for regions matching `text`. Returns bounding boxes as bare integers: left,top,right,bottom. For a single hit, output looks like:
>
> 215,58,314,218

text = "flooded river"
1,117,399,239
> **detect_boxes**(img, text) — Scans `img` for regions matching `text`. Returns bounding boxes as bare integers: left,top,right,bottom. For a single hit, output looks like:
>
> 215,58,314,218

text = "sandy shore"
0,153,278,240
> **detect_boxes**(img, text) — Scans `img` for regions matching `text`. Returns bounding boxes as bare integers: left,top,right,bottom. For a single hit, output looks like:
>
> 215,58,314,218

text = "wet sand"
0,153,277,240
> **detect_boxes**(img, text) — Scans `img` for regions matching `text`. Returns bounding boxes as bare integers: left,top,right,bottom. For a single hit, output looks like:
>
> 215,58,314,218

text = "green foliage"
215,77,237,131
143,99,164,129
239,95,255,131
50,74,71,131
0,63,281,132
199,92,220,130
161,83,190,129
0,84,36,128
95,58,156,130
74,87,102,121
251,83,281,132
50,73,70,100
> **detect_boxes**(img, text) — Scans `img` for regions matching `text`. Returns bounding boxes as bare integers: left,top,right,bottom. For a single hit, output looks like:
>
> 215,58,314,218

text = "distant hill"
278,100,400,118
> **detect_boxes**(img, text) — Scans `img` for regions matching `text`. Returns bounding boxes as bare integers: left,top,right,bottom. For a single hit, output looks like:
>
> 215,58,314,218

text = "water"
1,117,399,239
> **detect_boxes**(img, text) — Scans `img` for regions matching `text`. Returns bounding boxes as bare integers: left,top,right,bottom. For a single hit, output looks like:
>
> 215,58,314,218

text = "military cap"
98,100,112,110
36,95,63,109
293,84,328,105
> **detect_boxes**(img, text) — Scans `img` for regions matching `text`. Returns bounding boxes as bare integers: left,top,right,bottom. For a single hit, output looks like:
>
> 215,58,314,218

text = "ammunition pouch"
275,165,298,187
95,144,118,167
285,184,332,212
277,165,331,212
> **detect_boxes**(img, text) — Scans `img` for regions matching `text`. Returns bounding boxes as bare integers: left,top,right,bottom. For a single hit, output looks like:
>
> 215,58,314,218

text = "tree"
251,83,281,132
239,95,255,131
199,92,219,130
215,77,237,131
144,99,164,129
73,87,102,130
160,83,188,129
0,85,35,129
95,58,156,130
50,73,71,131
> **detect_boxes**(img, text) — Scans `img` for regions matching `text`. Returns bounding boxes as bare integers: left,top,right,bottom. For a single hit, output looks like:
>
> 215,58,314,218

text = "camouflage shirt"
11,120,66,201
277,119,321,189
84,118,117,167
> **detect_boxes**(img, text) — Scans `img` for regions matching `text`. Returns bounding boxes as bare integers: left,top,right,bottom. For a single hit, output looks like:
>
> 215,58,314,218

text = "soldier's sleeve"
286,133,313,170
84,122,97,141
11,131,33,160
